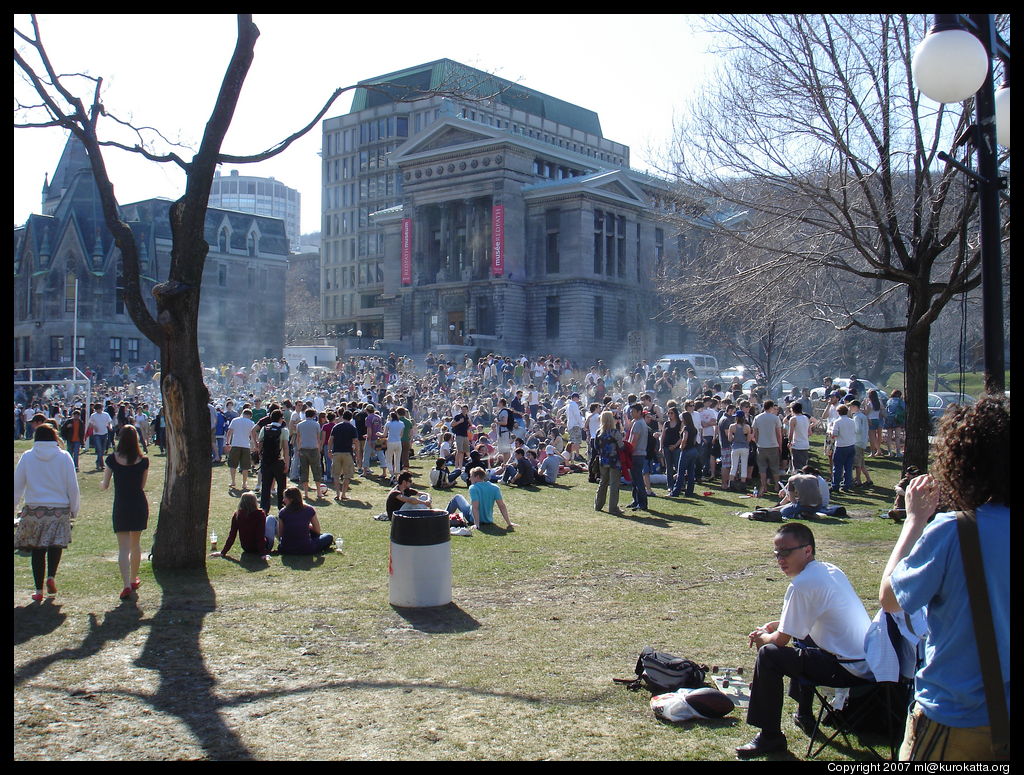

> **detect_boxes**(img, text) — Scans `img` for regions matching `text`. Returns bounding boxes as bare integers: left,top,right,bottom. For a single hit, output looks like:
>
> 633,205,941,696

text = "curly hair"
933,394,1009,510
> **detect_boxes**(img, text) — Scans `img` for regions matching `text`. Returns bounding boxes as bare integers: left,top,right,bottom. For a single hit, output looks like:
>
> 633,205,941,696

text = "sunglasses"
773,544,810,559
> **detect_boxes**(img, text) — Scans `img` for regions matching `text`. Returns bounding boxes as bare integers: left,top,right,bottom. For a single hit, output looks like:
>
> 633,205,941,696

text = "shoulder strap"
955,510,1009,756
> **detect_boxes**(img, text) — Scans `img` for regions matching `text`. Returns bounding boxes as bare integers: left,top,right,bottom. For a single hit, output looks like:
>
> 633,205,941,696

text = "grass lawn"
14,438,909,760
884,370,1010,396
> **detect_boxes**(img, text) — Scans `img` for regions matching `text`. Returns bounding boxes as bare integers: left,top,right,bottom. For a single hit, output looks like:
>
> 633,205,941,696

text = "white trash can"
389,509,452,607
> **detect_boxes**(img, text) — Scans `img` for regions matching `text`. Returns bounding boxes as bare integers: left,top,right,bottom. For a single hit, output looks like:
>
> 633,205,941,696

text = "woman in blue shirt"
879,395,1009,761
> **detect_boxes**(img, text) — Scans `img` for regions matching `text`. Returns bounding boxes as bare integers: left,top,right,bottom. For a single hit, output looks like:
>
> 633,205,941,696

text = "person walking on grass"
14,423,79,603
100,425,149,601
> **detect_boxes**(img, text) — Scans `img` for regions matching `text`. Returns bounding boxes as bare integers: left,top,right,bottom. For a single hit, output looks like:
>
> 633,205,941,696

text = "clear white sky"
14,14,717,235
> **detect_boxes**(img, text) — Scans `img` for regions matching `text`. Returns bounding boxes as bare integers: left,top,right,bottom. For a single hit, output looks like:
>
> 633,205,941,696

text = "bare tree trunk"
903,312,931,475
149,200,214,569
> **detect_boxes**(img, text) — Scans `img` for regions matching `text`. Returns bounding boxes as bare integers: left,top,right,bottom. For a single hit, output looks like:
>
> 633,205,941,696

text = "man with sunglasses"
737,523,873,758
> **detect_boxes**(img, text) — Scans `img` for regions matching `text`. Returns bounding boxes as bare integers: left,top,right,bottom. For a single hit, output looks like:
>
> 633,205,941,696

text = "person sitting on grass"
276,487,334,555
537,445,563,485
445,467,517,532
218,491,273,557
429,457,461,490
386,471,430,518
503,447,535,486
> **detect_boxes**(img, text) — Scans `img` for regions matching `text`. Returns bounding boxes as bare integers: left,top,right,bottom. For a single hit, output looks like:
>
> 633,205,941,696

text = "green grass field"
14,438,909,760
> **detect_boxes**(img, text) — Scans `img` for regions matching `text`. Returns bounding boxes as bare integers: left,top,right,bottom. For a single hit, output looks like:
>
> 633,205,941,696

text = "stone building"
13,136,289,371
369,115,688,362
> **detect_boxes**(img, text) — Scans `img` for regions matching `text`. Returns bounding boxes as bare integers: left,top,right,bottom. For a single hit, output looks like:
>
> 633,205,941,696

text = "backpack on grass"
614,646,709,693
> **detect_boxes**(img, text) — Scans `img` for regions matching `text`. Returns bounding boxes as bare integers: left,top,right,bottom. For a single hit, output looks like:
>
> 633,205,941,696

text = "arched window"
218,227,229,253
247,232,257,257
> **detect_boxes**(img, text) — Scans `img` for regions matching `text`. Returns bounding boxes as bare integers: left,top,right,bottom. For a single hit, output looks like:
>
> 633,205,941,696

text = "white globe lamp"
912,23,988,103
994,84,1010,148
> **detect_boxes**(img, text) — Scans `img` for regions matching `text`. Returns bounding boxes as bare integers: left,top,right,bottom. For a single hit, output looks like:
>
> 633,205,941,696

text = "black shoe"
792,713,817,737
736,732,787,759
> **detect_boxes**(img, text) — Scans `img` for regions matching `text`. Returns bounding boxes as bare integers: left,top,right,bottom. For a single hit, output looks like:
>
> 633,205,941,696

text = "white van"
655,354,721,383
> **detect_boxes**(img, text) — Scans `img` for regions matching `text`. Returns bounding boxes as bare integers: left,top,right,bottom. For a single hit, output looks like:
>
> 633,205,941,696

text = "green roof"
349,59,603,137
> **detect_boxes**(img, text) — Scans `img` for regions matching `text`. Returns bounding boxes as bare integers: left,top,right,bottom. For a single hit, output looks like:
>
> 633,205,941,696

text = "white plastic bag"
650,689,705,723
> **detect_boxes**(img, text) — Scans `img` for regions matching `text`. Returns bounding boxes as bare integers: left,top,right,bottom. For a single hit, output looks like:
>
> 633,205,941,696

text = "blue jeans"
630,455,648,509
93,434,107,467
832,444,854,490
446,494,472,521
670,447,699,496
68,441,81,470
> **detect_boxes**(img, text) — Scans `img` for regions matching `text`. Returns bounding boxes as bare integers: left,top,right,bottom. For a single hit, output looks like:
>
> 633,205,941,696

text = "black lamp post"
912,14,1010,395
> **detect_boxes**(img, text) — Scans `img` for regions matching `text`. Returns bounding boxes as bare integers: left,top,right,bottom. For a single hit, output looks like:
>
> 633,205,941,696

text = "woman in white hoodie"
14,423,80,602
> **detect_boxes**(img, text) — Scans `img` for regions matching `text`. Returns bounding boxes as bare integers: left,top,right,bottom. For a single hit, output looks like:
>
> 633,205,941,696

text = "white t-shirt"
832,415,857,447
227,416,255,449
789,413,810,451
585,411,602,439
88,411,113,435
700,407,717,438
778,560,873,679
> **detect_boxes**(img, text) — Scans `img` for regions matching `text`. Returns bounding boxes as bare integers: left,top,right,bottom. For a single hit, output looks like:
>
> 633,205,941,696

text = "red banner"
491,205,504,277
400,218,412,286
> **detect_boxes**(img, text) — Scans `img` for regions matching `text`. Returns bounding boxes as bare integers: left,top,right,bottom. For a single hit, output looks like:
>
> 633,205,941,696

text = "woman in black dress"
100,425,149,600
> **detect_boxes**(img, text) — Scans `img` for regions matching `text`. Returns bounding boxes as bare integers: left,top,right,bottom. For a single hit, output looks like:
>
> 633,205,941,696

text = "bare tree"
15,14,502,568
660,13,1010,473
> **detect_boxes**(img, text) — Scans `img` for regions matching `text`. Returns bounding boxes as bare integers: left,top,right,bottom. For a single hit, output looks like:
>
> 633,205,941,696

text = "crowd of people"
13,350,1008,761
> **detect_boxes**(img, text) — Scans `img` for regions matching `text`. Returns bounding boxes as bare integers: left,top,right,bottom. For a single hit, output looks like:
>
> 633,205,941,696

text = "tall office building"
321,59,688,361
210,169,302,253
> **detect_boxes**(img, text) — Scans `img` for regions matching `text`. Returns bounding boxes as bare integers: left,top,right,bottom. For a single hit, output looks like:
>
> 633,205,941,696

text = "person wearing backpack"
885,389,906,458
257,409,290,514
495,398,515,460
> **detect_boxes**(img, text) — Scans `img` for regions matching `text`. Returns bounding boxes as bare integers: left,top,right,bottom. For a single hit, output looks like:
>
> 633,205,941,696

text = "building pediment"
390,117,508,165
523,169,649,208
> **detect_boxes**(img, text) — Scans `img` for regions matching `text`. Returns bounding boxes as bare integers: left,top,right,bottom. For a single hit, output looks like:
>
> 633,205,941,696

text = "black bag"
615,646,709,693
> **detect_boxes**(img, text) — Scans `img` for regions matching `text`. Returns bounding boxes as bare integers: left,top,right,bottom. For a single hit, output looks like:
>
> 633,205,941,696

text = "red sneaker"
31,592,43,603
131,577,142,591
45,577,57,595
119,586,133,600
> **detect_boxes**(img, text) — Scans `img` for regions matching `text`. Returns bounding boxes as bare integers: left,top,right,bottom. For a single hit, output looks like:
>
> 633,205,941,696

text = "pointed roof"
48,133,93,196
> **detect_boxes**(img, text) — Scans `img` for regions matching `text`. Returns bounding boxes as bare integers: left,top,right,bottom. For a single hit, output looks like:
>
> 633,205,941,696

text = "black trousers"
260,459,287,513
746,639,872,734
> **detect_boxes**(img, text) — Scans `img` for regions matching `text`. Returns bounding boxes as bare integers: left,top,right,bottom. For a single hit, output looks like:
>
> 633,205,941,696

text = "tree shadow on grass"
130,565,255,760
390,602,481,633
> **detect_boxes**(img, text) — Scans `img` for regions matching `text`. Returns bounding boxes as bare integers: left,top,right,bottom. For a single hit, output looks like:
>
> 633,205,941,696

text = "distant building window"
218,227,229,253
75,336,86,360
127,338,140,363
218,264,227,287
546,295,560,339
50,335,65,363
545,210,560,274
109,337,122,362
247,233,257,257
65,271,77,313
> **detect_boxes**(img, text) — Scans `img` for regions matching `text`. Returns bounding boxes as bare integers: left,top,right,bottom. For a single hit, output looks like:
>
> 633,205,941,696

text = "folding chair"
804,679,912,760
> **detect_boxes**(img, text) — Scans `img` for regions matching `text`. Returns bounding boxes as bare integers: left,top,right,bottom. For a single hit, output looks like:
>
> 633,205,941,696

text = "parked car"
742,378,795,397
655,353,721,383
809,378,887,403
721,365,752,383
928,392,975,431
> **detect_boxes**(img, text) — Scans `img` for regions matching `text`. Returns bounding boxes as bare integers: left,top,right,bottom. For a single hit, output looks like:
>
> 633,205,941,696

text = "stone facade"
13,136,289,370
369,117,684,362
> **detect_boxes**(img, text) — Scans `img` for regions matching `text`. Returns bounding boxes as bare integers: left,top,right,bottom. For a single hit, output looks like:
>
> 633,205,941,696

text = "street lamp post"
912,13,1010,395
